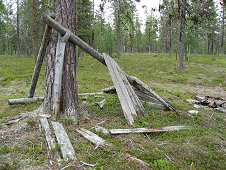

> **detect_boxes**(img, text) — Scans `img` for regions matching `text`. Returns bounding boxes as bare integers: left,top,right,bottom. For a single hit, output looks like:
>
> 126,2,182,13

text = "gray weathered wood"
28,25,52,98
51,121,76,160
125,153,150,169
39,117,55,150
53,33,69,117
95,125,110,135
108,126,191,135
8,97,44,105
104,54,136,125
43,14,175,111
76,128,110,148
118,68,145,115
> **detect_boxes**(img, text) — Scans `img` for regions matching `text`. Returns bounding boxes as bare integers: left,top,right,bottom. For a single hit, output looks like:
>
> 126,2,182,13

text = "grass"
0,54,225,169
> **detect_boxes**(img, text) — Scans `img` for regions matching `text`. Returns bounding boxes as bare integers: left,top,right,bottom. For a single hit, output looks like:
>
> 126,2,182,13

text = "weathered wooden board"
103,54,136,125
39,117,55,150
109,126,191,135
51,121,76,160
94,125,110,135
8,97,44,105
76,128,110,148
52,32,71,117
28,25,52,98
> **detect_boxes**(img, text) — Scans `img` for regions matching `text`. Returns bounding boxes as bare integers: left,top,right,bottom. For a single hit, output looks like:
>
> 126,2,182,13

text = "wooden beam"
28,25,52,98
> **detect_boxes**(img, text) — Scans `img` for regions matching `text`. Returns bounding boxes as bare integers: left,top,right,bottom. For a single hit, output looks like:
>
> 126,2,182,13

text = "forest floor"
0,54,225,170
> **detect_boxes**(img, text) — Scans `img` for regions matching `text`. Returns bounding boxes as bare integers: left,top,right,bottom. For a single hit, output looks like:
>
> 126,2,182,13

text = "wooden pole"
42,14,175,111
28,25,52,98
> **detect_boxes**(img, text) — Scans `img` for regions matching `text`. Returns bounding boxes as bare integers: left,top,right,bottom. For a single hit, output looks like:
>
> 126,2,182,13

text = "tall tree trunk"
16,0,20,56
116,0,121,59
44,0,80,121
220,1,225,55
178,0,186,69
33,0,37,58
169,16,173,56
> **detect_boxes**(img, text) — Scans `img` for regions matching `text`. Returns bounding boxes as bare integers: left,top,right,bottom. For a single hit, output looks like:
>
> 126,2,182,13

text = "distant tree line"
0,0,225,62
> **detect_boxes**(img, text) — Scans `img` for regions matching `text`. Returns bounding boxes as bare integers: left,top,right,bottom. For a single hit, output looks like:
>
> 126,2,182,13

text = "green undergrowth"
0,54,225,169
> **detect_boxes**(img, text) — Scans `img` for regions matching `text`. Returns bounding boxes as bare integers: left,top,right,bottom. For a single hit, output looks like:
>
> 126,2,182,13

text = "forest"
0,0,226,170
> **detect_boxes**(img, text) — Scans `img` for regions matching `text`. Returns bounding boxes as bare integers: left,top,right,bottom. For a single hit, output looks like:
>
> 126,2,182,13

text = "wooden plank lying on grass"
95,126,191,135
76,128,110,148
51,121,76,161
39,117,55,150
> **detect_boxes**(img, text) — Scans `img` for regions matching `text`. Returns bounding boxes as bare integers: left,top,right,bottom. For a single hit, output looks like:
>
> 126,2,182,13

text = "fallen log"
76,128,110,148
95,126,191,135
8,92,104,105
43,14,175,111
8,97,44,105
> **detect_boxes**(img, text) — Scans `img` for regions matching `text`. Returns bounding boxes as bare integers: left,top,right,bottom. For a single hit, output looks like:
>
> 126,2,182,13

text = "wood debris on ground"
187,96,226,113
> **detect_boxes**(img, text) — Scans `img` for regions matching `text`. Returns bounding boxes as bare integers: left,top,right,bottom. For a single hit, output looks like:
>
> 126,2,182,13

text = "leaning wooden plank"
39,118,55,150
43,15,175,111
76,128,110,148
53,32,70,117
106,56,145,115
108,126,191,135
8,97,44,105
51,121,76,161
104,54,136,125
28,25,52,98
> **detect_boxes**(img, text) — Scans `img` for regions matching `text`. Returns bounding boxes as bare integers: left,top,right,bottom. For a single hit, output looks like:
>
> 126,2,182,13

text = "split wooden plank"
51,121,76,161
28,25,52,98
8,97,44,105
53,32,71,118
95,126,191,135
103,55,145,115
76,128,110,148
103,54,136,125
43,14,175,111
39,117,55,150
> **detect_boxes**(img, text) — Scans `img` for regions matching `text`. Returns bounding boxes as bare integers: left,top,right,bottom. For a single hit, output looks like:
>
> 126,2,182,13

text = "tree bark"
220,1,225,55
44,0,80,121
178,0,186,69
33,0,37,58
16,0,20,56
116,0,121,59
